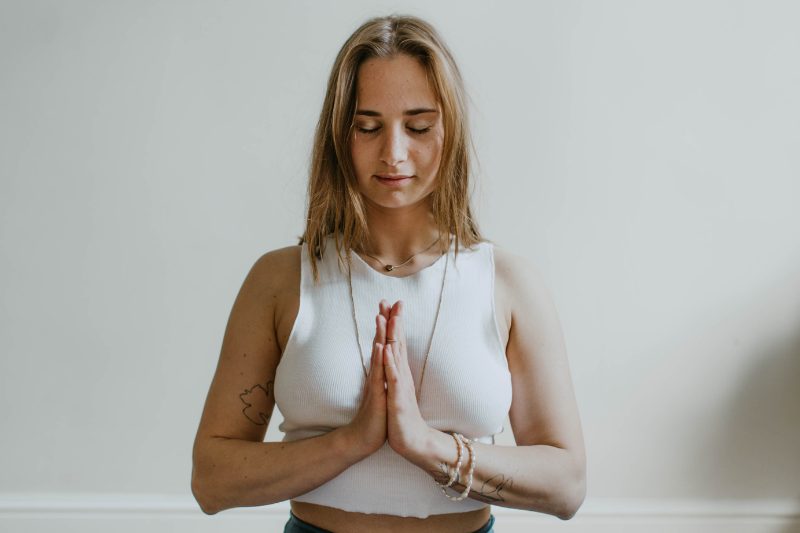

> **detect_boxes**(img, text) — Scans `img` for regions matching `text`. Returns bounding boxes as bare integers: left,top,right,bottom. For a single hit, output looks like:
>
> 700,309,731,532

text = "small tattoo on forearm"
432,463,512,503
471,474,513,503
434,462,453,485
239,382,273,425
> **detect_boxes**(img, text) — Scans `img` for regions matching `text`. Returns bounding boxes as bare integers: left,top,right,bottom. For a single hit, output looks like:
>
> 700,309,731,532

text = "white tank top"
273,232,512,518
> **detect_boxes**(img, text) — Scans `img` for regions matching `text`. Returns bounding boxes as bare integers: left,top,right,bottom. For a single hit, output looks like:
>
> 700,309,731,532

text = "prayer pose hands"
345,299,431,460
378,299,432,459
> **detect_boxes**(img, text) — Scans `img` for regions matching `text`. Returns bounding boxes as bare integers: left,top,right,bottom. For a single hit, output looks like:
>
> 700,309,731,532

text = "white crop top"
273,233,512,518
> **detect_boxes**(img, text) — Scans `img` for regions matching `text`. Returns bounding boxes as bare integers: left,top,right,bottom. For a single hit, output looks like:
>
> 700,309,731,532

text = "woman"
191,14,586,533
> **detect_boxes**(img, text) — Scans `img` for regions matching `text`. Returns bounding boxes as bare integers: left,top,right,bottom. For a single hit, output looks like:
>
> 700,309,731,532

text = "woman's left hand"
379,299,433,459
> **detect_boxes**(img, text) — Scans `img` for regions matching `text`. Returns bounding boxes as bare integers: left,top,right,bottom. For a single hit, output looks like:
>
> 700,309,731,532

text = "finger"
387,300,401,339
388,301,404,343
395,303,409,372
386,315,400,347
379,299,392,322
388,300,400,321
370,340,379,371
386,314,408,374
383,343,398,398
376,313,387,346
375,341,386,388
395,301,405,340
375,313,388,334
372,342,385,388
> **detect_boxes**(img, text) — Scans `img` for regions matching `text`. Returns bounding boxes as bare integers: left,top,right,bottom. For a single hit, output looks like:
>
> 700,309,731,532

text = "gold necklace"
348,237,450,404
358,237,441,272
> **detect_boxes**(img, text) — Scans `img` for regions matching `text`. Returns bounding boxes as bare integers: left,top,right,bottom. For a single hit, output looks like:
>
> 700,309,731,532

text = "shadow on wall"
704,326,800,495
685,261,800,502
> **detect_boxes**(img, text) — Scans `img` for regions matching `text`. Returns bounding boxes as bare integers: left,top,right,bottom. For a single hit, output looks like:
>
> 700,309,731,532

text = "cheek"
350,140,370,173
419,137,443,169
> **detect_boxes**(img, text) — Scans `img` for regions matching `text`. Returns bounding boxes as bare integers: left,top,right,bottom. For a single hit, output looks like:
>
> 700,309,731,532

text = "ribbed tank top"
273,232,512,518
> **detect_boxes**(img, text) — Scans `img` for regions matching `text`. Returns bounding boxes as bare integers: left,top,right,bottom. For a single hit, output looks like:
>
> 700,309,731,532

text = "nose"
379,124,408,167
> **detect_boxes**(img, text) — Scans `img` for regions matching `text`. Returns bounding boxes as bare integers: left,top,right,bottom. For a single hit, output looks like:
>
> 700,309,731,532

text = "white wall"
2,0,799,530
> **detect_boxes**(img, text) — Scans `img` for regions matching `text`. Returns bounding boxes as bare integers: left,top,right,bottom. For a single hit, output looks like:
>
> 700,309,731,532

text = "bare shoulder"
251,244,302,290
490,243,537,278
489,243,551,320
242,244,302,312
494,244,541,281
252,244,302,355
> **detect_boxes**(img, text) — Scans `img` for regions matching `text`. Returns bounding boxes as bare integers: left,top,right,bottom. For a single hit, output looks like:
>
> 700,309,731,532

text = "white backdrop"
2,1,799,531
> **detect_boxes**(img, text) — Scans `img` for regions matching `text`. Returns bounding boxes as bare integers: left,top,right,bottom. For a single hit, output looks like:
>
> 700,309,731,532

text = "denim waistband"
283,510,495,533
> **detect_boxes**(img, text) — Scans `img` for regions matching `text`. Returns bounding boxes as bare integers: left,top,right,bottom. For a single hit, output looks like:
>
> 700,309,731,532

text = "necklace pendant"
385,265,394,271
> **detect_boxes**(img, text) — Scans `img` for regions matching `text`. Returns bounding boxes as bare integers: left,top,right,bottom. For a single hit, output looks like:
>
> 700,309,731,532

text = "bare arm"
408,430,582,520
404,247,586,520
192,431,366,514
190,247,368,515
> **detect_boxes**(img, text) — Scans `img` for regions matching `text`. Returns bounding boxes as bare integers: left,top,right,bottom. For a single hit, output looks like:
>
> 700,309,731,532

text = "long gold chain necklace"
348,237,450,404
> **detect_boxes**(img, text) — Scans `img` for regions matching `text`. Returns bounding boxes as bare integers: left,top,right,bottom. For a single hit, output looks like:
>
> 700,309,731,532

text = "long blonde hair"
299,14,485,285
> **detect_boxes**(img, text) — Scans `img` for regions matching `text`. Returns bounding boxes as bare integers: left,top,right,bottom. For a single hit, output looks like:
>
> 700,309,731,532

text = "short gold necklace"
348,236,451,404
358,237,441,272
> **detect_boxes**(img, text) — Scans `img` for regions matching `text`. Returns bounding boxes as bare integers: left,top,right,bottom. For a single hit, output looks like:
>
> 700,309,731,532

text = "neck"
356,196,444,264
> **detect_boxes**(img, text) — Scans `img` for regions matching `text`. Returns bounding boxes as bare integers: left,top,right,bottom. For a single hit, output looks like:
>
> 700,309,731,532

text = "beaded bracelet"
437,433,477,501
437,432,463,489
457,435,476,500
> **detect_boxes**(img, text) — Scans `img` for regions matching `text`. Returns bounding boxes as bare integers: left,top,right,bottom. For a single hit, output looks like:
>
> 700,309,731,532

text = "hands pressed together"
346,299,433,460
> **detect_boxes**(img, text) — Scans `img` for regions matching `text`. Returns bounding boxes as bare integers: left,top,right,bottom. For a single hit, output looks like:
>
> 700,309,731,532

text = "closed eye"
356,126,432,135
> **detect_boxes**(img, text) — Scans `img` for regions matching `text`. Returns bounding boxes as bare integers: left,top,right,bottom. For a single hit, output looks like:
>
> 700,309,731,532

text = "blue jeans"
283,510,496,533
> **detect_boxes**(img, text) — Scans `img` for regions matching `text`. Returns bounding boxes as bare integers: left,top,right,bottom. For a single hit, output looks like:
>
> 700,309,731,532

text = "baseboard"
2,493,799,533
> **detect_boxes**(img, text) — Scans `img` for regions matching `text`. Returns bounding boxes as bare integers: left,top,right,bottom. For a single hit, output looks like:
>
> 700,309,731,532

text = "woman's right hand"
343,302,391,457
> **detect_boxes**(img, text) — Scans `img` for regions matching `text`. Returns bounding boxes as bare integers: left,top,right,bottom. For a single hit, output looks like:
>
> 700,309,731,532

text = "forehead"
355,55,439,111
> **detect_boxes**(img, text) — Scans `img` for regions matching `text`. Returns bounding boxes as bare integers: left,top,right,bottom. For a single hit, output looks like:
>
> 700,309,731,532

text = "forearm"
192,427,367,515
406,429,586,520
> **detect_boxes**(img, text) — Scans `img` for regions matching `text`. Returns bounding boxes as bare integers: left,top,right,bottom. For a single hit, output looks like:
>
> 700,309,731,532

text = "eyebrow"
355,108,439,117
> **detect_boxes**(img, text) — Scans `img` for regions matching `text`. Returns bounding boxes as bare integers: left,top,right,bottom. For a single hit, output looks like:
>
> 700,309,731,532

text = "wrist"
335,425,384,463
334,426,369,463
404,427,445,472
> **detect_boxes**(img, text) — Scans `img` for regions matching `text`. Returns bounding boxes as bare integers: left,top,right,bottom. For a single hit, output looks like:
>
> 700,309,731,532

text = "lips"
375,174,412,187
375,174,412,180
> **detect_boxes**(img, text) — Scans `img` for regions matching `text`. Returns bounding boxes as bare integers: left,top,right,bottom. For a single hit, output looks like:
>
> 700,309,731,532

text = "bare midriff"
290,500,492,533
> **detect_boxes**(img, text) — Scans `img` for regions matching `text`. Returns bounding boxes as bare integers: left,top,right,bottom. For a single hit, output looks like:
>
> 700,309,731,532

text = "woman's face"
350,55,444,210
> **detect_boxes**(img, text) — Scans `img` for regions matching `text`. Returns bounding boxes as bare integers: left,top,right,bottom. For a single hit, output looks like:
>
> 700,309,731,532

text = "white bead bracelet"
436,432,463,489
437,433,477,501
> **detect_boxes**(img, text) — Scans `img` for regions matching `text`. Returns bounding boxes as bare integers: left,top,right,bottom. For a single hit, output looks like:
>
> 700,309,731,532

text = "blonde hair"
299,14,485,285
